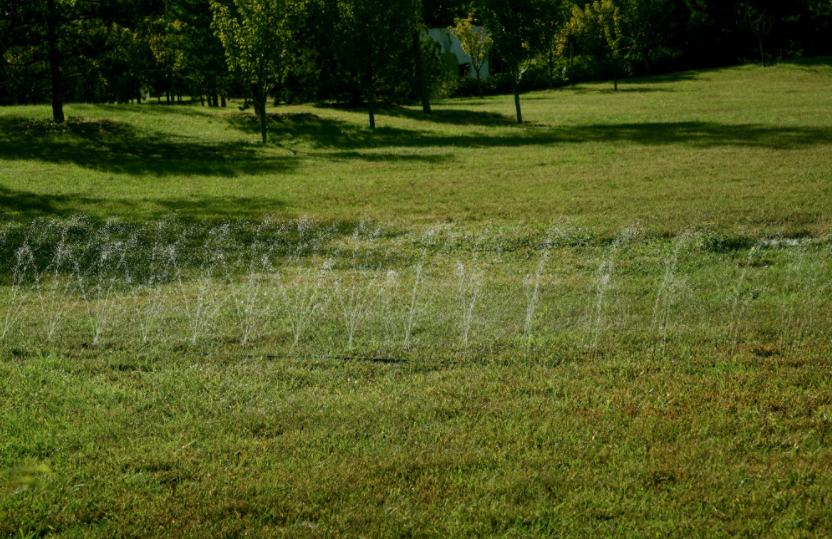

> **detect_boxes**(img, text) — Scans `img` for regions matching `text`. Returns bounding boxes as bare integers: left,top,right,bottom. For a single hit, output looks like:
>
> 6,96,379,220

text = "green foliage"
565,0,626,90
474,0,547,122
449,13,492,96
335,0,421,128
212,0,292,142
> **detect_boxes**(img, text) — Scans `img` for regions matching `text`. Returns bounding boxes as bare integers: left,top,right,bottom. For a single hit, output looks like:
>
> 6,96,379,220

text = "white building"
425,28,490,79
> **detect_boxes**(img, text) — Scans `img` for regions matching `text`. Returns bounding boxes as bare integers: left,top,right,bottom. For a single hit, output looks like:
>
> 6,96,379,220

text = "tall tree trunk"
221,94,227,108
476,68,483,98
200,94,205,106
45,0,64,123
136,90,142,105
612,60,618,91
166,90,170,104
412,31,431,114
513,77,523,124
212,91,219,107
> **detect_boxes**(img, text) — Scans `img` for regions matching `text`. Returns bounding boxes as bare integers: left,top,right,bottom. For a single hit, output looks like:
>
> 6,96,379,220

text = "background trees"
1,0,831,123
0,0,164,121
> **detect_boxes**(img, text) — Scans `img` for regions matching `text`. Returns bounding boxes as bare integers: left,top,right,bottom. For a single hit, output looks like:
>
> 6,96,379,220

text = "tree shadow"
227,113,832,152
774,56,832,73
373,106,519,126
0,116,298,177
3,111,829,182
0,184,287,222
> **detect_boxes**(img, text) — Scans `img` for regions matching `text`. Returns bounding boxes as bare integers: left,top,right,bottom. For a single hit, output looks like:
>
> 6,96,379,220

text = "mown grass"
1,58,831,236
1,59,832,537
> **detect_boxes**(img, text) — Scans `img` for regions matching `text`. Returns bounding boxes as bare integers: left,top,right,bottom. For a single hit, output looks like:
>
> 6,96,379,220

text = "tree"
536,0,571,87
0,0,163,121
449,13,492,97
621,0,676,76
337,0,421,129
172,0,230,106
568,0,625,90
212,0,290,143
738,2,775,67
475,0,545,123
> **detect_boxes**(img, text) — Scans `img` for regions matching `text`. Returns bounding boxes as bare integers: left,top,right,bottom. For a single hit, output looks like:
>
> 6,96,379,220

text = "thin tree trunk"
221,94,227,107
476,68,483,98
513,78,522,124
136,91,142,105
45,0,64,123
367,67,376,129
412,31,431,114
212,91,219,107
758,35,766,67
256,93,267,143
612,60,618,91
166,90,170,104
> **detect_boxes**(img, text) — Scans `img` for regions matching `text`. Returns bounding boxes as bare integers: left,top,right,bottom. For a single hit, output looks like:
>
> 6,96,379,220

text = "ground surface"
1,59,832,537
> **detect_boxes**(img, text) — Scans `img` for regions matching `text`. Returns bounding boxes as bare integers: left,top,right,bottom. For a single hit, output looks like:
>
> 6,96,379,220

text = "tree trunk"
259,105,267,143
758,35,766,67
569,42,574,68
513,78,523,124
412,31,431,114
200,94,205,106
166,90,170,104
367,68,376,129
476,68,483,98
136,91,142,105
548,50,555,89
643,46,651,76
221,94,227,108
255,92,267,144
612,60,618,91
212,91,219,107
45,0,65,123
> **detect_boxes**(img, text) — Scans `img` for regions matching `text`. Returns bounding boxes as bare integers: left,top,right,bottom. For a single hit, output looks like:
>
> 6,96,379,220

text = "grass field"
1,58,832,537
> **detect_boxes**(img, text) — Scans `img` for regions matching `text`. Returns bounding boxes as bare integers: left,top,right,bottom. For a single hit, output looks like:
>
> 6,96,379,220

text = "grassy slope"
1,60,832,538
1,58,831,235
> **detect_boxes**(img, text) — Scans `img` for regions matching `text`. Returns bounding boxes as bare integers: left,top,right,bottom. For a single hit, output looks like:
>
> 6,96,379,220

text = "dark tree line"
1,0,830,127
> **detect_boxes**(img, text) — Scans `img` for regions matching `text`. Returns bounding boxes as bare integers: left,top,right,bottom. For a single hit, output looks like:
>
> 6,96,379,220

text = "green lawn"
2,57,831,235
1,59,832,537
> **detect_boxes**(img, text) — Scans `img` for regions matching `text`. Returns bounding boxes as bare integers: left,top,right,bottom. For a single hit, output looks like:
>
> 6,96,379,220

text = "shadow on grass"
0,116,297,177
2,112,831,181
319,105,520,127
0,184,287,222
774,56,832,73
232,113,832,152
